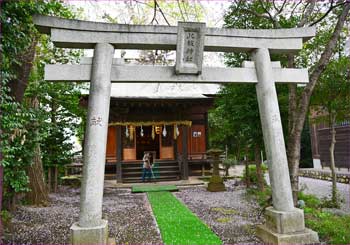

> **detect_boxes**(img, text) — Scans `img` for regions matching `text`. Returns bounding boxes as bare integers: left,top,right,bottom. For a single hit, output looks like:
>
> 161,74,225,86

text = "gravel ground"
4,181,263,245
175,180,263,245
4,187,162,245
5,177,347,245
299,177,350,212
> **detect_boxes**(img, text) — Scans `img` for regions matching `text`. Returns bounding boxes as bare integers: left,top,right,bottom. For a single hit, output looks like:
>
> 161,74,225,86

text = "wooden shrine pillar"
174,136,178,161
116,125,122,182
181,125,189,180
204,112,209,151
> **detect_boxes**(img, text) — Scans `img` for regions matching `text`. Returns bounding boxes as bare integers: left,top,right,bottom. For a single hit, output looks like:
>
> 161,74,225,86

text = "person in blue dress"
142,153,152,182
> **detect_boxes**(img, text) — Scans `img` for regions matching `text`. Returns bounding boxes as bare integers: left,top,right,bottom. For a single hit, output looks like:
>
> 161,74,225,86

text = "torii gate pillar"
71,43,114,245
253,48,318,243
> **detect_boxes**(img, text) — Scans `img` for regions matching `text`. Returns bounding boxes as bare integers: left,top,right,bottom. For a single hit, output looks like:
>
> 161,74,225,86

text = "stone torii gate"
33,15,319,244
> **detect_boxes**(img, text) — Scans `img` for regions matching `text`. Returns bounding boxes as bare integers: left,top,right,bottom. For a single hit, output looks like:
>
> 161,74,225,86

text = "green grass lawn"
132,185,178,193
147,191,222,245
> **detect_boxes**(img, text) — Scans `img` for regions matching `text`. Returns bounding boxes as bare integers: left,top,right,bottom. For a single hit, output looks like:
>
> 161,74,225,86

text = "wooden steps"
121,160,180,183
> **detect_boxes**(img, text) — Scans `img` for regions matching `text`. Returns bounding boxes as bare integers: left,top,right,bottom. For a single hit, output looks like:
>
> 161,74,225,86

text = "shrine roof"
83,83,220,99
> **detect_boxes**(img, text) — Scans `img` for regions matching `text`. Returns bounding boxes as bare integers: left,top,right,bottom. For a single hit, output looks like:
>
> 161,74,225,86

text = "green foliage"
242,164,267,187
246,185,272,207
222,158,238,169
251,188,350,244
210,0,348,165
305,212,350,244
296,192,350,244
147,191,222,245
1,0,84,203
298,192,321,209
312,57,350,124
1,210,12,229
210,1,293,158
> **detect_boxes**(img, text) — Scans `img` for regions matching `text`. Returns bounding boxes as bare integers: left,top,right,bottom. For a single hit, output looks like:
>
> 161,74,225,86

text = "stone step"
122,175,180,183
122,170,180,176
122,166,179,171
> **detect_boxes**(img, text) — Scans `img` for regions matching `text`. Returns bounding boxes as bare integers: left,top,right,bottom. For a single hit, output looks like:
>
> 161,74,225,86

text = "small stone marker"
175,22,205,75
207,149,226,192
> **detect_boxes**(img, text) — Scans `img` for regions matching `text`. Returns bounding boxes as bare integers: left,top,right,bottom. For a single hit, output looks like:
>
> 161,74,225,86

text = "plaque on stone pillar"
175,22,205,75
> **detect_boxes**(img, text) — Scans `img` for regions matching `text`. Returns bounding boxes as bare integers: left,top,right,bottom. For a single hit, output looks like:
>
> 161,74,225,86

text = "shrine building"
81,82,220,182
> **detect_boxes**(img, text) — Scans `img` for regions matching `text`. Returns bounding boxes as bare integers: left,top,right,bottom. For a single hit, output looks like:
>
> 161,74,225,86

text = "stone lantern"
206,149,226,192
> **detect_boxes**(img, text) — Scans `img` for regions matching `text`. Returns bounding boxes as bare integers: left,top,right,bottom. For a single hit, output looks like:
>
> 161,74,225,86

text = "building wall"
310,121,350,169
105,98,213,162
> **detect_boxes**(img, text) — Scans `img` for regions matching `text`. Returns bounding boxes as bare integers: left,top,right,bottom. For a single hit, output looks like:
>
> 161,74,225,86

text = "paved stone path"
263,167,350,212
299,177,350,212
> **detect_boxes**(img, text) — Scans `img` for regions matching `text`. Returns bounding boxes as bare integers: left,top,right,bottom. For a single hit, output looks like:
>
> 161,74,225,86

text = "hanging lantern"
173,124,177,139
155,125,162,134
152,125,155,140
140,125,144,137
176,125,180,136
125,125,129,138
129,125,134,141
162,124,167,137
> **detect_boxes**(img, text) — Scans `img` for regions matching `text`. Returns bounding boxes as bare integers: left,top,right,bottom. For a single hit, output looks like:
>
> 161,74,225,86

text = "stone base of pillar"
71,219,109,245
257,207,319,244
257,225,319,244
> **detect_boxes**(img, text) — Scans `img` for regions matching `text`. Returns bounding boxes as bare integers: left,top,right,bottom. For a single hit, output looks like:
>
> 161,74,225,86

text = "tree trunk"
244,154,250,188
255,144,264,192
329,113,338,207
26,145,49,206
26,97,49,206
287,3,350,205
54,165,58,193
47,167,51,193
287,129,302,206
225,166,229,177
9,40,37,103
26,143,49,205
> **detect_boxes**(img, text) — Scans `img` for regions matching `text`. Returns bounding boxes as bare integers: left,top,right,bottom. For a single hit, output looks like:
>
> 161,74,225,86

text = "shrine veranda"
33,15,319,244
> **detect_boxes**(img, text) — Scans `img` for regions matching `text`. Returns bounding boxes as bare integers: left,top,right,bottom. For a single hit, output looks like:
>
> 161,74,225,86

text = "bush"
222,158,238,168
298,192,321,209
305,209,350,244
222,158,238,176
246,186,271,207
297,192,350,244
242,164,267,186
250,189,350,244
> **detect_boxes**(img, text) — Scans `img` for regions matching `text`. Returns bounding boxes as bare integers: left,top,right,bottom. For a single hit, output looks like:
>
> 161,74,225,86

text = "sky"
65,0,231,66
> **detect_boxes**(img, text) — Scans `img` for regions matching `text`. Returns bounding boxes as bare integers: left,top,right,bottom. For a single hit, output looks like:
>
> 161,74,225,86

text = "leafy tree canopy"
1,0,84,202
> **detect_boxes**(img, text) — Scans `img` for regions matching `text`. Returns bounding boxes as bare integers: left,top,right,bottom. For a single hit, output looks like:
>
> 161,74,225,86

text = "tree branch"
298,0,316,27
272,0,279,13
290,0,303,19
310,1,347,26
296,2,350,131
176,0,186,21
258,0,275,23
274,0,287,16
150,0,157,24
154,0,170,26
239,7,271,21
